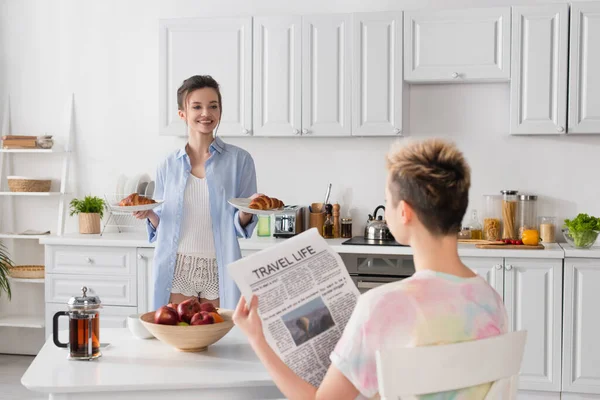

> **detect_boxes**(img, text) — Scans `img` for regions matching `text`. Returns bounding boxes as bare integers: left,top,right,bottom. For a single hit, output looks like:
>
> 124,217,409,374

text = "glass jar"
466,209,483,240
341,218,353,238
501,190,519,239
539,216,556,243
482,194,502,241
458,227,472,240
517,195,538,239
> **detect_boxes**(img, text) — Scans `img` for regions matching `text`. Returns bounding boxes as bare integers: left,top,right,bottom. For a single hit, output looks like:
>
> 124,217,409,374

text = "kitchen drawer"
46,302,135,343
341,253,415,276
351,275,406,294
46,245,137,275
45,274,137,307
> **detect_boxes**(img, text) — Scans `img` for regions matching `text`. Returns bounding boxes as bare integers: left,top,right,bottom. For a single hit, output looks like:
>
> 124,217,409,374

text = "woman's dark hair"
177,75,222,115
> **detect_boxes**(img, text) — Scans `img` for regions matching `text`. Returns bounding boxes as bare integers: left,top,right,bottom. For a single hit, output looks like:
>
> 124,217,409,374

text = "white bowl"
127,314,154,339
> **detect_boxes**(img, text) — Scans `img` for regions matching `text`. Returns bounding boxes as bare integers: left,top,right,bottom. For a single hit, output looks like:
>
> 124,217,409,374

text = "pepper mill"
333,204,340,238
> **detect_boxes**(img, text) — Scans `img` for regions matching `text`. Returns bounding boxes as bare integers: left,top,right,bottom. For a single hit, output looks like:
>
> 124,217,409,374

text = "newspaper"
228,228,360,387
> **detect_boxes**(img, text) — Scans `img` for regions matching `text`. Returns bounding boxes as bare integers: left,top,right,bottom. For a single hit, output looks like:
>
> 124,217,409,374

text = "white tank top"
177,174,216,257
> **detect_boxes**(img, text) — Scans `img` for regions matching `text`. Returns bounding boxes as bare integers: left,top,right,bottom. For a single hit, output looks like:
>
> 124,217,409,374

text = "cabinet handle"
293,129,300,135
302,129,308,134
137,254,144,260
505,264,513,271
242,129,250,135
557,126,565,133
85,257,92,264
495,264,502,270
452,72,460,79
394,128,401,134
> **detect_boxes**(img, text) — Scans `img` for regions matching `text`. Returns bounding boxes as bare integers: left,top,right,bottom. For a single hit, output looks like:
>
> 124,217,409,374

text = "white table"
21,327,284,400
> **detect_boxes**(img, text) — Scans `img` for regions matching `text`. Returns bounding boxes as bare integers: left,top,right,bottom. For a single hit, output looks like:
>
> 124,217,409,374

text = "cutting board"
475,243,545,250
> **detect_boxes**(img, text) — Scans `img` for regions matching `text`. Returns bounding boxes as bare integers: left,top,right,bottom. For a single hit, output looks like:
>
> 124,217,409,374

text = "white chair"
376,330,527,400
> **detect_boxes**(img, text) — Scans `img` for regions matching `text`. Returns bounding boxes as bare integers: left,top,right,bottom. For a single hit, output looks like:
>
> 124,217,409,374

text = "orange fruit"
210,312,224,323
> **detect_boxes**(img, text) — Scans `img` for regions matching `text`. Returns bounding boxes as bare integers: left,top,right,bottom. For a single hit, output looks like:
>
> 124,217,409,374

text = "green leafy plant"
0,241,15,300
69,196,106,219
564,213,600,248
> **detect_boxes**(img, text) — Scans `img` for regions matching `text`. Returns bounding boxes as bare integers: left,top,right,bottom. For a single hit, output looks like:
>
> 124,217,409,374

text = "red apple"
199,302,217,313
167,302,178,311
190,311,214,325
177,298,201,324
154,306,178,325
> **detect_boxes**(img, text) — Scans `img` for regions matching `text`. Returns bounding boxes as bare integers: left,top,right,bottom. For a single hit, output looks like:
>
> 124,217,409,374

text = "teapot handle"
373,205,386,220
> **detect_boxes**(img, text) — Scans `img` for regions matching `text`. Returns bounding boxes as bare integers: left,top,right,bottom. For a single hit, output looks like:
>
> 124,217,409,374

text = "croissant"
248,195,284,210
119,193,156,206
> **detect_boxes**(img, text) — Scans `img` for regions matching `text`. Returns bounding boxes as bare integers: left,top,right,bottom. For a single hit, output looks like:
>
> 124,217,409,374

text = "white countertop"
21,327,282,399
560,243,600,258
39,233,566,259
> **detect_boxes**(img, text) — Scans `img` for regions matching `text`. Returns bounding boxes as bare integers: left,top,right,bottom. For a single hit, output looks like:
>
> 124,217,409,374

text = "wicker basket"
8,265,45,279
7,176,51,192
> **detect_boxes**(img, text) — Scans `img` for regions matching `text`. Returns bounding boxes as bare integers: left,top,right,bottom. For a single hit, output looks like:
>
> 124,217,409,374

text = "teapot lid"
68,286,101,311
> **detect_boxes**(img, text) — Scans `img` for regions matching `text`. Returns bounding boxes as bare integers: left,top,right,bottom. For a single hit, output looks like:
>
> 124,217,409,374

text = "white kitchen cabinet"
253,14,351,137
504,258,563,392
568,3,600,134
137,247,155,314
158,17,252,137
253,16,302,137
352,12,404,136
510,5,568,135
301,14,352,136
562,258,600,394
404,7,510,82
462,256,504,296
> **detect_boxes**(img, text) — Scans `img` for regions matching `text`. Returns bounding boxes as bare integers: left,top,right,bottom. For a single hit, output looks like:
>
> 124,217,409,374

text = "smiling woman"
133,75,260,311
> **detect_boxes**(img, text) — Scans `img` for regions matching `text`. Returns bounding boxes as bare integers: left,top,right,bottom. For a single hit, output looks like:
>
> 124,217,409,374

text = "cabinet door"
404,7,510,82
301,14,352,136
136,248,155,314
510,5,568,135
504,258,562,392
568,3,600,134
461,257,504,297
562,258,600,394
352,12,404,136
253,16,302,137
159,17,252,137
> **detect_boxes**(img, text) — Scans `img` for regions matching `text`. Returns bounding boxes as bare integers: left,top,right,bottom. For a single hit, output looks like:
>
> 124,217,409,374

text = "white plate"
136,174,151,195
228,198,284,215
115,174,127,196
145,181,155,198
109,200,164,213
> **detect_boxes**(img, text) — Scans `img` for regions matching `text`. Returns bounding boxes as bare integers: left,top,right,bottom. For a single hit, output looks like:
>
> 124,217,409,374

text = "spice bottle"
322,204,334,239
341,218,353,238
333,204,340,238
467,210,483,240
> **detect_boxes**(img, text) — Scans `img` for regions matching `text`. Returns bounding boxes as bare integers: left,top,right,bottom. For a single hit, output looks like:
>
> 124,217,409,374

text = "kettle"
364,205,392,240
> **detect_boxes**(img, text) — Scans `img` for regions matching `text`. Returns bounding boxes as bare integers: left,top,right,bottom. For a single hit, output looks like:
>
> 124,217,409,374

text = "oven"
340,253,415,294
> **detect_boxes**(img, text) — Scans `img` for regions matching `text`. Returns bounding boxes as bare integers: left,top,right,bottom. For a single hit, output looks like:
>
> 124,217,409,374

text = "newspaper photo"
228,228,361,387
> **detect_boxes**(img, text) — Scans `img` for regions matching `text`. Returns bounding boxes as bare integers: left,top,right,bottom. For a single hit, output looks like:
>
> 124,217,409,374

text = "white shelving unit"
0,95,74,354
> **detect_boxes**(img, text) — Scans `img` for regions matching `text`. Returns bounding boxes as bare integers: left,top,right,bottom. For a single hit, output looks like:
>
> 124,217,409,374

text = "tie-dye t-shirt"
330,270,508,399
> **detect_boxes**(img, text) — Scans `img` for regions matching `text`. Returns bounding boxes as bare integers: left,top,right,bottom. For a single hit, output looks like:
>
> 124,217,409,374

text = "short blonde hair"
386,138,471,235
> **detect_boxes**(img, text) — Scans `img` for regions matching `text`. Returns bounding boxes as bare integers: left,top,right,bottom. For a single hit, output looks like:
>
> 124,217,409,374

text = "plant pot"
79,213,101,234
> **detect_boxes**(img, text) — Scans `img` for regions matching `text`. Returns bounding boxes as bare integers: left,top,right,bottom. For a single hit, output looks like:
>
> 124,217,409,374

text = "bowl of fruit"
140,298,234,352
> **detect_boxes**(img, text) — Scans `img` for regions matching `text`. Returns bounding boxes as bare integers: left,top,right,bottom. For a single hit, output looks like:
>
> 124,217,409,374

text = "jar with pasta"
482,194,502,241
501,190,519,240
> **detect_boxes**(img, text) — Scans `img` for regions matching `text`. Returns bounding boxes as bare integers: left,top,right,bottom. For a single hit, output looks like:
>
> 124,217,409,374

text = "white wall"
1,0,599,249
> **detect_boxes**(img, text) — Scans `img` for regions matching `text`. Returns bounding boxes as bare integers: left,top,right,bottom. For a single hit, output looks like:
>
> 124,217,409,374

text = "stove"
341,236,408,247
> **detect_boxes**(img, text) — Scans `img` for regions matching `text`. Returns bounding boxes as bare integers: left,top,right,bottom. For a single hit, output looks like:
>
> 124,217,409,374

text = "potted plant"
0,241,15,300
70,195,106,234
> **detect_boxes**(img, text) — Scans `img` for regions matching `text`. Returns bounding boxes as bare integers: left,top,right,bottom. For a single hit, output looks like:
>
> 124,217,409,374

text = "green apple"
177,321,189,326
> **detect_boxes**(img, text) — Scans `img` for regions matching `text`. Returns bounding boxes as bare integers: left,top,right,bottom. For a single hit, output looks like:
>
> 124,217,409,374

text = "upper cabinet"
510,5,569,135
568,2,600,134
352,12,404,136
404,7,511,82
158,17,252,137
254,14,352,137
253,16,302,137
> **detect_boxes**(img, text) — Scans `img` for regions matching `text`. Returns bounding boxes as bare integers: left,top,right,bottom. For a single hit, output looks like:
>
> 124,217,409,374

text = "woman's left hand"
239,193,262,223
233,294,265,345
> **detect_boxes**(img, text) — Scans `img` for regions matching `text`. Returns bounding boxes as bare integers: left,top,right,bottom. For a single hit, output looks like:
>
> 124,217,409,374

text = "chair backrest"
375,330,527,400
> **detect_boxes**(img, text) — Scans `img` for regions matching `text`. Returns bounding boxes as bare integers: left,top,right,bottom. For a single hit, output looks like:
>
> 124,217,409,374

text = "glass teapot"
53,286,102,360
